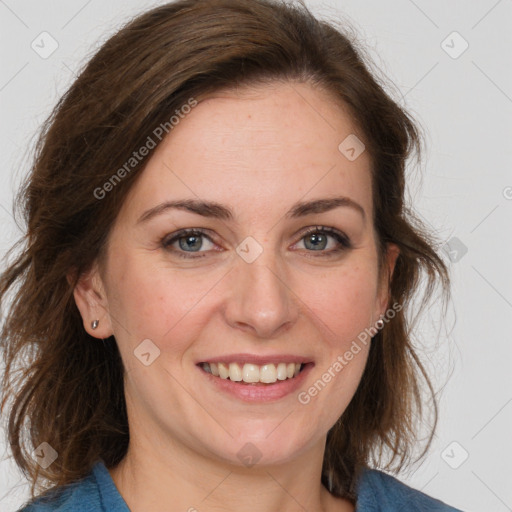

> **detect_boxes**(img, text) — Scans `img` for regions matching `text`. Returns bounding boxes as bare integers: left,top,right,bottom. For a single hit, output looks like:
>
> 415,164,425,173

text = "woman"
0,0,461,510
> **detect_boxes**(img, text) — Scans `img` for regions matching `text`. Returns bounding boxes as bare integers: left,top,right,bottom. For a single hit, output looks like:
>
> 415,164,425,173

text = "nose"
222,247,299,339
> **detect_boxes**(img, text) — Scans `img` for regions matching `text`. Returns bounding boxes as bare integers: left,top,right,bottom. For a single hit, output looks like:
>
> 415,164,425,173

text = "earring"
91,319,99,330
376,318,384,329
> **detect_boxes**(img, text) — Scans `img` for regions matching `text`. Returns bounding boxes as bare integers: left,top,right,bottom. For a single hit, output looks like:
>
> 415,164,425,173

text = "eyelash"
161,226,352,260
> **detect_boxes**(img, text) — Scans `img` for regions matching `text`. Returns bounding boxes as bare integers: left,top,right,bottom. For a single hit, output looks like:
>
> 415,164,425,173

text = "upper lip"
197,353,313,365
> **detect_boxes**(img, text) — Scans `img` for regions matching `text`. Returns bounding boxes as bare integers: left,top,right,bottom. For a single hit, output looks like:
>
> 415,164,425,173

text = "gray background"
1,1,511,511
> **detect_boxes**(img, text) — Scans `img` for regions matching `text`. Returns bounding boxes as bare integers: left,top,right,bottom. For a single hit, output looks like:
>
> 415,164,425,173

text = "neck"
109,430,354,512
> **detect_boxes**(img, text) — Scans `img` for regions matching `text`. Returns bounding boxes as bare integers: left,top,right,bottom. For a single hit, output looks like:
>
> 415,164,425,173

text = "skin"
73,80,399,512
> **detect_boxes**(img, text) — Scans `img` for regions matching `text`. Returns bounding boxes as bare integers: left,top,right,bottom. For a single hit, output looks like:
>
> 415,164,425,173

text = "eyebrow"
136,196,366,225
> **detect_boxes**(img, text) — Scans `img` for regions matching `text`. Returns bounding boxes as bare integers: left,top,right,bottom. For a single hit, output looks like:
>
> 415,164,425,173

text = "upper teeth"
201,362,302,383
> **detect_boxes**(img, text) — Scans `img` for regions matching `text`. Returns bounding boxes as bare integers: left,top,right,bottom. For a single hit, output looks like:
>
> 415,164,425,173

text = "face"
75,81,399,469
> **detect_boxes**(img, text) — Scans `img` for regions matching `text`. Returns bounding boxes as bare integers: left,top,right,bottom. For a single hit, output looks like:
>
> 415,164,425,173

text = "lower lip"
198,363,314,402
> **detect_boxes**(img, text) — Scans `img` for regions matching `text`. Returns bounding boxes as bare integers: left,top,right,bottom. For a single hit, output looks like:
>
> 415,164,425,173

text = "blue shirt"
17,460,463,511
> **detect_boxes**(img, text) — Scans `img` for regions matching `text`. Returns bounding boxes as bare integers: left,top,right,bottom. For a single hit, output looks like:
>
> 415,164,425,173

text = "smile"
200,362,303,384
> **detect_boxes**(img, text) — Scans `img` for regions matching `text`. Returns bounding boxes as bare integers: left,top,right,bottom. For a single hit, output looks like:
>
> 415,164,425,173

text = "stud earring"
91,319,99,330
376,318,384,329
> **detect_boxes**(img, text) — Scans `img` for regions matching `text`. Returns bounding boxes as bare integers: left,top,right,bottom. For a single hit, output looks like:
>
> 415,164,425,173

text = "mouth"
198,361,310,385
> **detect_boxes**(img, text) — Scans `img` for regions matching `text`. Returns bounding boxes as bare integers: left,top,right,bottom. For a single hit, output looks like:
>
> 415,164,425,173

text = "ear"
375,242,400,319
68,262,114,339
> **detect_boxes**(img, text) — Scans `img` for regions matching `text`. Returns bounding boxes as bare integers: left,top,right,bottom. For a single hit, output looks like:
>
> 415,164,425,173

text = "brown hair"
0,0,450,503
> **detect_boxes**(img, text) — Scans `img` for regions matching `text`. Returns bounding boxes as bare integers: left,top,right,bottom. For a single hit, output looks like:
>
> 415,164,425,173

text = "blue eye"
162,229,215,258
297,226,352,254
162,226,351,259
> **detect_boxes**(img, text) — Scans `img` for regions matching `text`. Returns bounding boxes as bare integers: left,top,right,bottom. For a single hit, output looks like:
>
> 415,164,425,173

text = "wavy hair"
0,0,450,503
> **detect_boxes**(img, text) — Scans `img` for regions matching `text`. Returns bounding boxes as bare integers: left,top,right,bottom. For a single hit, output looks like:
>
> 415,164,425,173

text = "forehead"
118,81,373,225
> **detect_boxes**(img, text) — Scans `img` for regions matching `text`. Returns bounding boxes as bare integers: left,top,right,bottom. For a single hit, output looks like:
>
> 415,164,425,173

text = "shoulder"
17,470,100,512
16,460,129,512
356,468,464,512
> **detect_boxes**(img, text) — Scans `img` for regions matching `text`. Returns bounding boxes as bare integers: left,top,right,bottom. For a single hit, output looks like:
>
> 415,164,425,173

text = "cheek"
297,261,379,348
297,265,376,422
106,253,218,349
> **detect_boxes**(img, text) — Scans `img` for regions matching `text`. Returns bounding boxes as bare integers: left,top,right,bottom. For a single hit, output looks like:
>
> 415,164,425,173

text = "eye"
292,226,352,256
162,228,217,258
161,226,352,259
